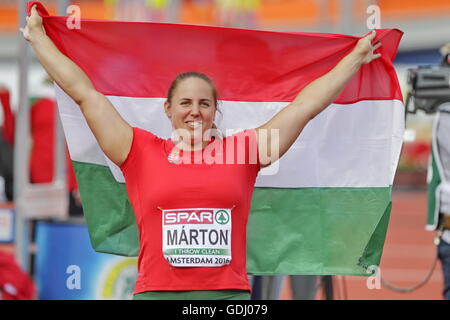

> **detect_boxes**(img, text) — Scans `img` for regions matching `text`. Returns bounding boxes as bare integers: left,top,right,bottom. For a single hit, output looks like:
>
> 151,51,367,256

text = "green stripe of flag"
248,187,391,276
73,160,391,276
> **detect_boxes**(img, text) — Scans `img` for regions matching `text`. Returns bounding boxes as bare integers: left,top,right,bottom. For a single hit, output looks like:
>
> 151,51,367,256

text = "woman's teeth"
187,121,202,128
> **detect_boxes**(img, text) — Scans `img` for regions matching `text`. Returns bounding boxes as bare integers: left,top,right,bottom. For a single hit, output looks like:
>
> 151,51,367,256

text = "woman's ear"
164,100,171,119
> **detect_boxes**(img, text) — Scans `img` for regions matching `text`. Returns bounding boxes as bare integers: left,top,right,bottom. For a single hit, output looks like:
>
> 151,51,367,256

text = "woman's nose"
190,103,200,116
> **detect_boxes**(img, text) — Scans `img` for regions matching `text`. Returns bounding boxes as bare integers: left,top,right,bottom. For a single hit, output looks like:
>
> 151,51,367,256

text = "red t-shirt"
120,127,260,293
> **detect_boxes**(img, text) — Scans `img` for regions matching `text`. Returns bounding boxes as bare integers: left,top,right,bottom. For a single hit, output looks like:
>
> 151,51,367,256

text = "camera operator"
424,43,450,300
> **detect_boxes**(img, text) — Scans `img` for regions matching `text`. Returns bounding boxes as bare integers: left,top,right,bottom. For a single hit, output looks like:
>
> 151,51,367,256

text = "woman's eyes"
180,101,210,107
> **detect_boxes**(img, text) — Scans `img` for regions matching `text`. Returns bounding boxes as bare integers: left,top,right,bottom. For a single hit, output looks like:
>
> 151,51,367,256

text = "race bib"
162,208,232,267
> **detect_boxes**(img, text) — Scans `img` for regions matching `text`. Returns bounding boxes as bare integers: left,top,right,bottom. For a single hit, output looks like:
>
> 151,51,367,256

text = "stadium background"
0,0,449,300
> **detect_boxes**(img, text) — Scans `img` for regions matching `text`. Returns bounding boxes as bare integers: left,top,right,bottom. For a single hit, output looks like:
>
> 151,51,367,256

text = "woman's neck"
174,138,211,151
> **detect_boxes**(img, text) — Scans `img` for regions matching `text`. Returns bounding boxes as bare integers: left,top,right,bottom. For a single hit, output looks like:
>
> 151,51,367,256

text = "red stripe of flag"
41,13,402,102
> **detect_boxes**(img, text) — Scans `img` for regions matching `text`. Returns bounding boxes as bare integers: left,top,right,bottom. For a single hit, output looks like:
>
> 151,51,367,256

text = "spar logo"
164,209,214,225
215,210,230,225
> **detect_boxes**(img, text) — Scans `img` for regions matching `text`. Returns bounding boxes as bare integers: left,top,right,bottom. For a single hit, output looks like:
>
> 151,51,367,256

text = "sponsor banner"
34,221,137,300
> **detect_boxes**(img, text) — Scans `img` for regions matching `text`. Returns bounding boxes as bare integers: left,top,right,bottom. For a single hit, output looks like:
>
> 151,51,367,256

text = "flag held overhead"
34,1,404,276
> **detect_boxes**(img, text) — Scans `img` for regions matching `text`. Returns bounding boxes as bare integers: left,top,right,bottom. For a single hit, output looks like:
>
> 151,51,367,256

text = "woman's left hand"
353,30,382,65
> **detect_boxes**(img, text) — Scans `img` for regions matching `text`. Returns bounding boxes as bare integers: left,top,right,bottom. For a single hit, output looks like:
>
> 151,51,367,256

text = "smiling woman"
21,1,385,300
163,72,219,151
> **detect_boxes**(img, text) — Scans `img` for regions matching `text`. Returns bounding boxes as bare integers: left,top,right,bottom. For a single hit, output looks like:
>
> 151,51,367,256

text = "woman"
21,5,381,300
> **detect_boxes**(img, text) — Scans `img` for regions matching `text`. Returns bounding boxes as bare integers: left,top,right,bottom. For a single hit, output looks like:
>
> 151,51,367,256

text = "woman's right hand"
18,3,133,167
19,5,45,42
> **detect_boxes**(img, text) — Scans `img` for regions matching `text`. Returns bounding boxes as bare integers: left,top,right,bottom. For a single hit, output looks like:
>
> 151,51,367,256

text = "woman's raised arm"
256,31,382,168
20,5,132,167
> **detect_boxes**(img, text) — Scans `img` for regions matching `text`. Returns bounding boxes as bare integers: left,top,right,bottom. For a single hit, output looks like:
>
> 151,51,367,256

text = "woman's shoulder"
222,128,258,141
132,127,166,143
120,127,167,171
221,128,259,155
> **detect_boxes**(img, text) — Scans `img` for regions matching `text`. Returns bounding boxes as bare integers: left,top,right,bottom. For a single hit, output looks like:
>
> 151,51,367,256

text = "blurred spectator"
434,107,450,300
290,275,318,300
251,275,284,300
428,44,450,300
0,87,14,201
0,84,82,215
0,250,36,300
250,275,319,300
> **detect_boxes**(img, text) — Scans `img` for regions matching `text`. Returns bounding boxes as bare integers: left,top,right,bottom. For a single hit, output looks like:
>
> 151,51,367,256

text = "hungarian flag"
30,2,404,275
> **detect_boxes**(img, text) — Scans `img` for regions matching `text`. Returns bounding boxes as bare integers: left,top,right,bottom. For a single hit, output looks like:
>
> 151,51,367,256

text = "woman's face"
164,77,216,144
